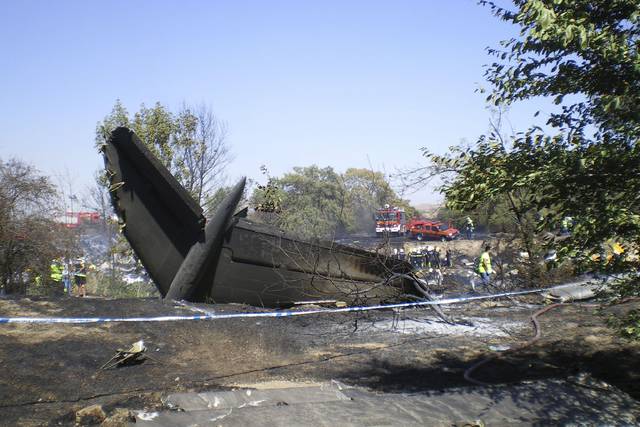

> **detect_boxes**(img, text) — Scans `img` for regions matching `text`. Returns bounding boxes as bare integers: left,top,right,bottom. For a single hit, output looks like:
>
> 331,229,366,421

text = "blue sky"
0,0,549,204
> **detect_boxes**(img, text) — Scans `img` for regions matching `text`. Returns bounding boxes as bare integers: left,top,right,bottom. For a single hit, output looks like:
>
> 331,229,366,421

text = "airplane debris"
99,340,149,370
103,127,416,307
542,277,611,302
75,404,106,425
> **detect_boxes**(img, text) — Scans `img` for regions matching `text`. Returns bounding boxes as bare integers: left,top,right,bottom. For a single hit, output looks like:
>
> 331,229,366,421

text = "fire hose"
464,303,564,385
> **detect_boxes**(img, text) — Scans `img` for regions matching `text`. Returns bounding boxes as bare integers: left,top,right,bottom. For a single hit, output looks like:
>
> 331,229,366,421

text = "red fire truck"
55,211,101,228
375,205,406,237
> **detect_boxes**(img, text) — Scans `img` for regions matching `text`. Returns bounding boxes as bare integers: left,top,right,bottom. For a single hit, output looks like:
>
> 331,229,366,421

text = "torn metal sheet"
164,384,350,411
542,277,610,302
103,127,414,307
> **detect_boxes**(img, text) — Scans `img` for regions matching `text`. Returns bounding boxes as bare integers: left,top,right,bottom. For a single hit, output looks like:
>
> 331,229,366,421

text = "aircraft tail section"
102,127,205,296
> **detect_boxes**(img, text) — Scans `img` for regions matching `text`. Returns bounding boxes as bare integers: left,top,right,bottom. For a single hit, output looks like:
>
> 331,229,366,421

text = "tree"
269,166,350,239
252,166,416,239
96,100,233,211
0,159,65,295
482,0,640,139
426,0,639,334
174,104,233,207
343,168,416,234
95,99,130,148
480,0,640,267
131,102,176,171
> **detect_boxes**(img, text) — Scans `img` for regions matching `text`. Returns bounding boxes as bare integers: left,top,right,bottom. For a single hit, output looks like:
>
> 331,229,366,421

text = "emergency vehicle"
55,211,101,228
407,219,459,241
375,205,406,237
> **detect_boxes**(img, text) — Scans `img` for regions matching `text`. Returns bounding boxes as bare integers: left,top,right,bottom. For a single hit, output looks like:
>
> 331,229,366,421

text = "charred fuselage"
102,127,413,307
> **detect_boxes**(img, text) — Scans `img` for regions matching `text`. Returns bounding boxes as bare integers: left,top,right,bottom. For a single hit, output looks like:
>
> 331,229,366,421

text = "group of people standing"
49,259,87,297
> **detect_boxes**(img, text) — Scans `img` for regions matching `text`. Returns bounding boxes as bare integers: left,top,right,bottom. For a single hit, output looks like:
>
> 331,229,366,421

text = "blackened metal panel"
103,127,205,295
210,248,406,307
165,178,246,301
228,219,390,282
206,218,414,307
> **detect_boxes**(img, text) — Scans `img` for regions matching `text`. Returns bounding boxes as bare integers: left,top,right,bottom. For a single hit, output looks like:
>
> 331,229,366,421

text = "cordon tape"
0,286,566,325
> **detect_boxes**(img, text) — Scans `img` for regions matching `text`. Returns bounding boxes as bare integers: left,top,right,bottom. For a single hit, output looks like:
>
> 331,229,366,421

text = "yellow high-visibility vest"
478,251,492,274
50,264,62,282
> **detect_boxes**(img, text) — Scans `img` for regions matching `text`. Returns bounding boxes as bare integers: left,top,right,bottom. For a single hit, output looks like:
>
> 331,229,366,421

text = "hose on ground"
464,303,564,386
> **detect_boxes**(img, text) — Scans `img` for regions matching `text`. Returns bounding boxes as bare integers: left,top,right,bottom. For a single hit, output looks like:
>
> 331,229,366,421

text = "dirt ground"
1,294,639,426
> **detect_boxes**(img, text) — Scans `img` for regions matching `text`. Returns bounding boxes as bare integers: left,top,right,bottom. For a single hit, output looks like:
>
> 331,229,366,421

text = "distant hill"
413,202,443,218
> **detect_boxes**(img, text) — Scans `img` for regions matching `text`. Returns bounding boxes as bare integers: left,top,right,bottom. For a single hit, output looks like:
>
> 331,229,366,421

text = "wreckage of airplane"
102,127,419,307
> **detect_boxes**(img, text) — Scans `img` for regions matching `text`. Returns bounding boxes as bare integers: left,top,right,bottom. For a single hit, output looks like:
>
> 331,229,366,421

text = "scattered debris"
135,411,159,421
99,340,152,370
293,300,348,308
164,384,351,412
365,318,522,337
453,420,485,427
3,297,640,425
136,379,640,426
543,278,606,302
75,404,106,425
478,300,511,309
101,408,135,427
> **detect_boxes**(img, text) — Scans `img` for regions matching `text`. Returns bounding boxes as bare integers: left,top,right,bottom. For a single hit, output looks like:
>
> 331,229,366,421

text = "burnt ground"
1,296,640,426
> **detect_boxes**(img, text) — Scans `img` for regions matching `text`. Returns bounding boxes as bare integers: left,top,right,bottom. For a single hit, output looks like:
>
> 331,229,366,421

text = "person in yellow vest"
611,241,625,261
561,216,573,235
50,261,63,288
477,245,493,288
590,241,625,265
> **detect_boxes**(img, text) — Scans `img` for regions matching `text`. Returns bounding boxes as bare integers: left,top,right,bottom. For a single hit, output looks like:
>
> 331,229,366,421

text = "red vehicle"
375,205,406,237
407,220,459,241
55,211,101,228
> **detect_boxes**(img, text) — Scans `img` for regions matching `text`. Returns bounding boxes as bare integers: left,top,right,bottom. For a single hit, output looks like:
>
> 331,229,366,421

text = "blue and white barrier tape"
0,287,559,325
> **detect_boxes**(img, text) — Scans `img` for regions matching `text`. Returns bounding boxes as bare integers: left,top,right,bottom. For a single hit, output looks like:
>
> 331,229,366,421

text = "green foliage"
424,0,640,335
205,186,233,213
96,101,232,208
608,307,640,340
435,198,516,233
87,270,158,299
482,0,640,138
253,166,284,215
0,158,73,295
131,103,176,169
203,181,251,215
251,166,416,239
95,99,130,148
474,0,640,272
263,165,349,239
343,168,416,233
